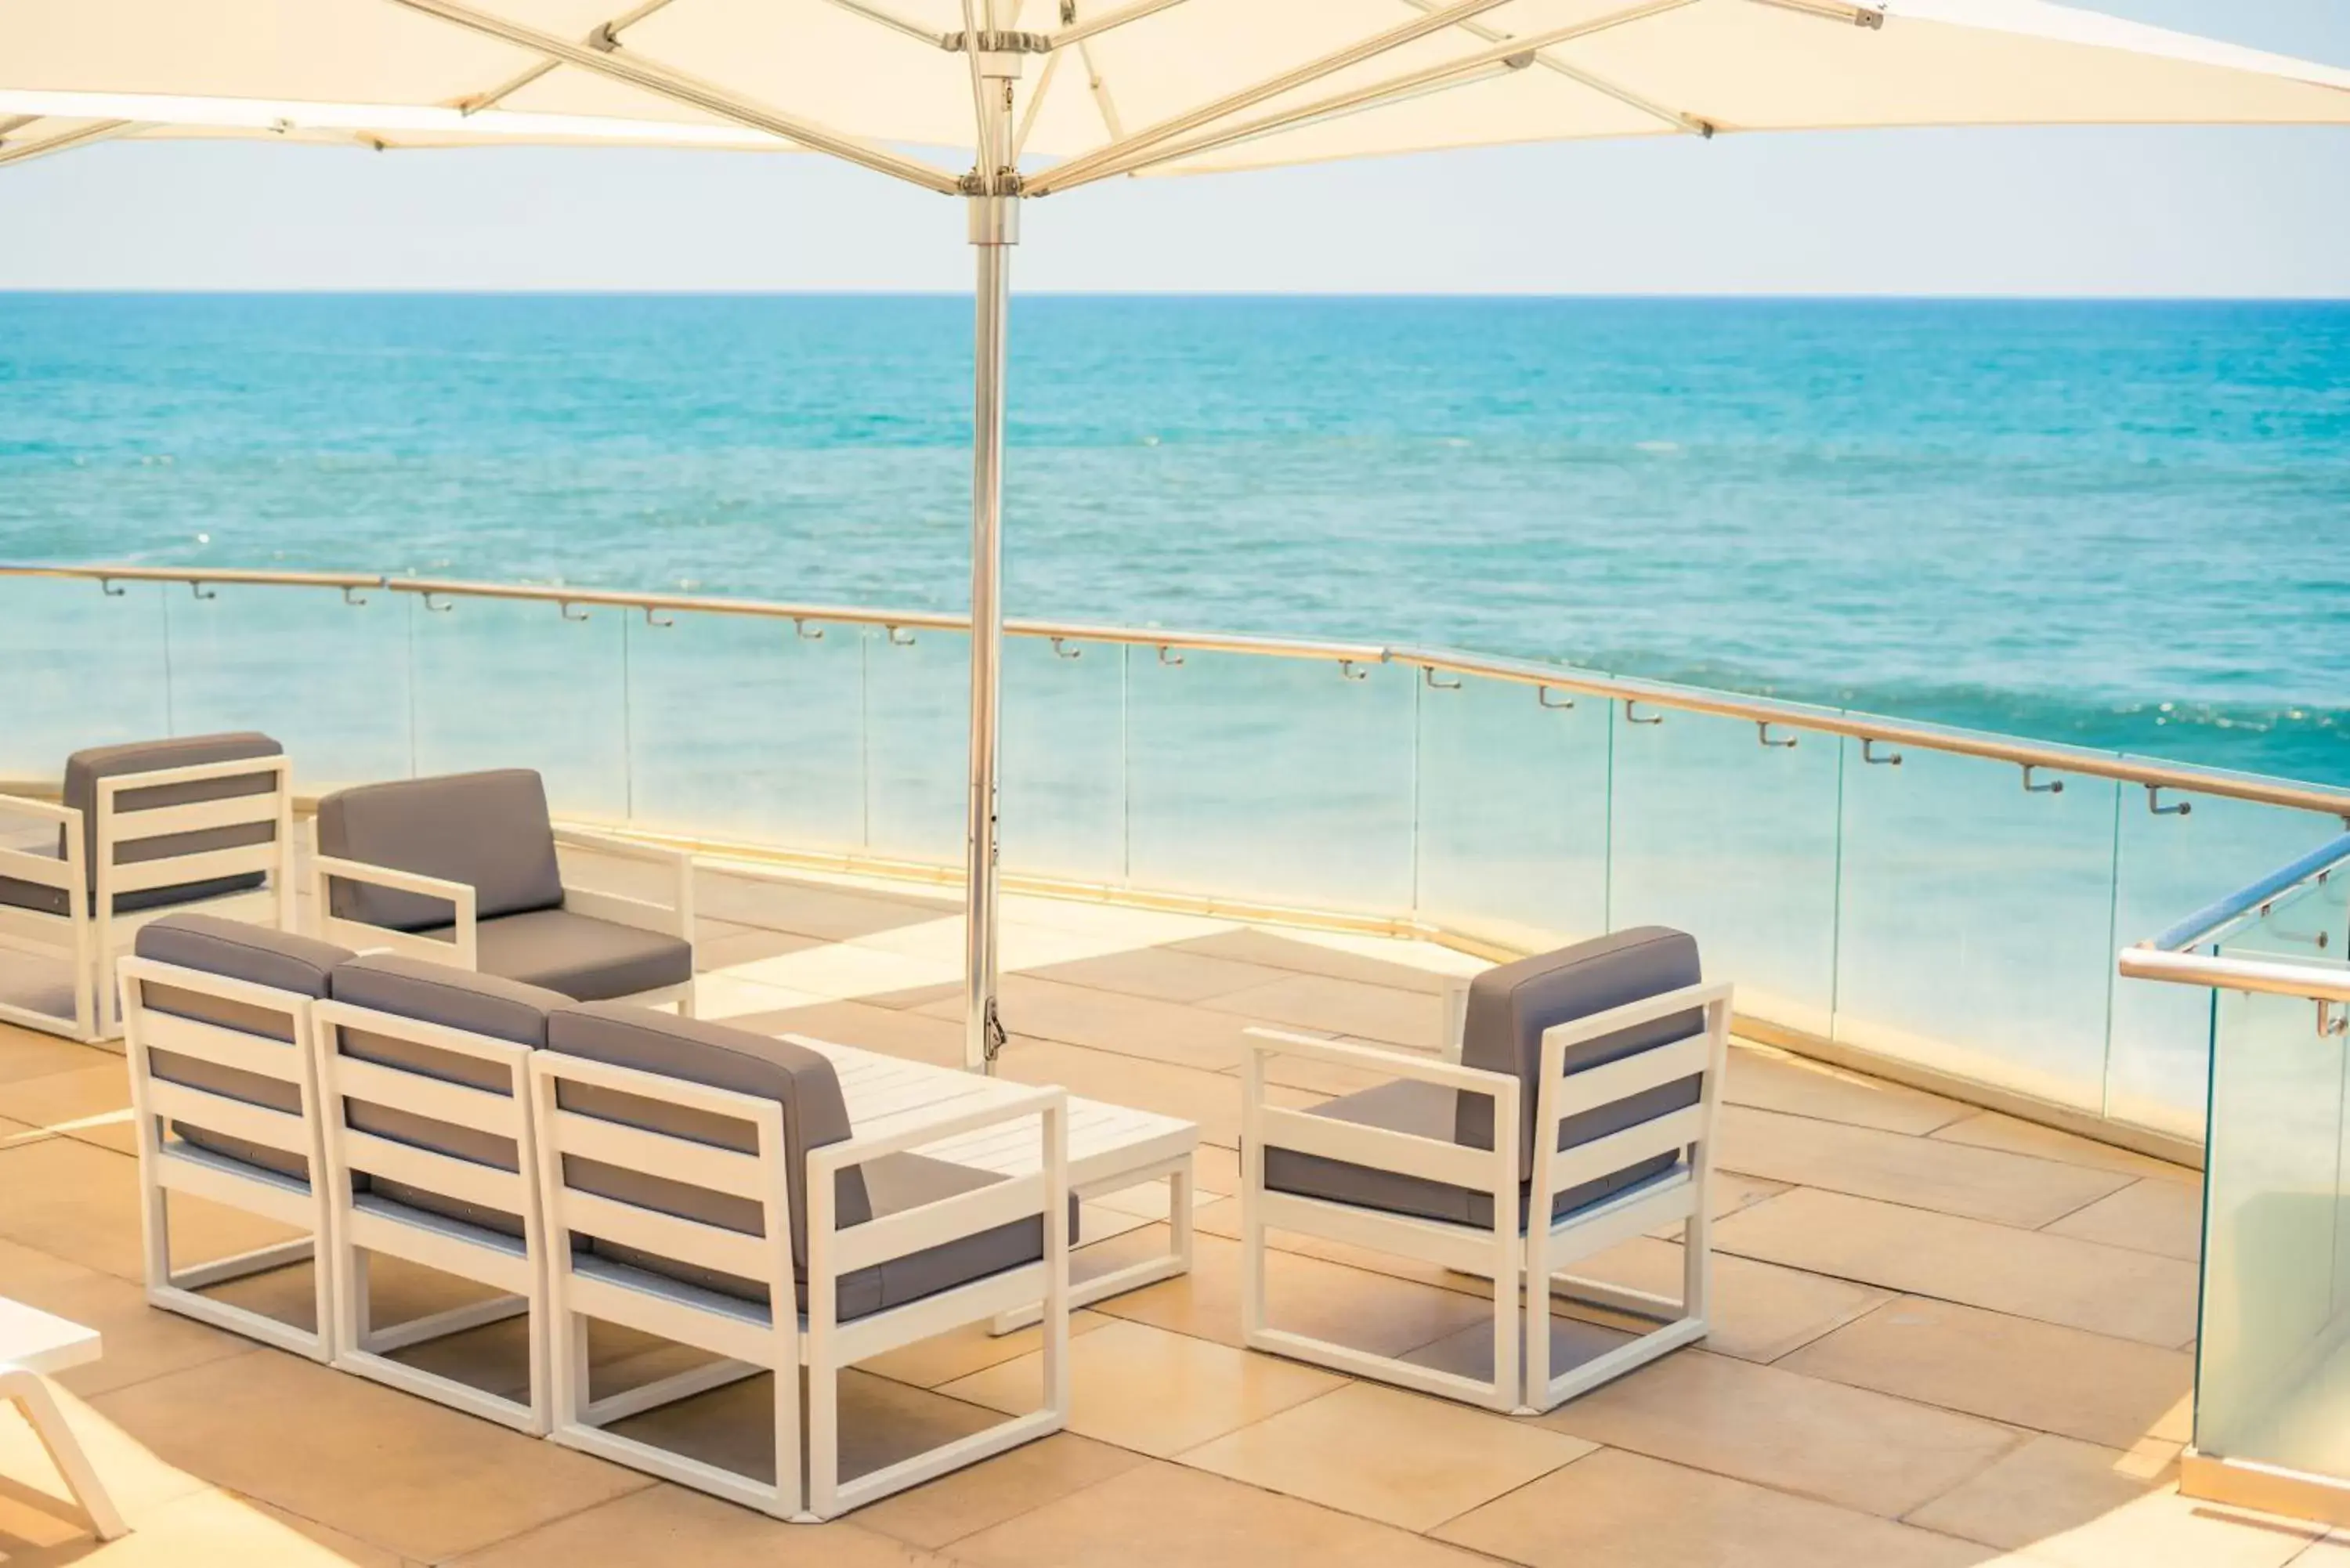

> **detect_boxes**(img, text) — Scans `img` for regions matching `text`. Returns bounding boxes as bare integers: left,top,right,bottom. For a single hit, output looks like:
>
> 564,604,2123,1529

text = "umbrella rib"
1028,0,1531,194
1012,48,1065,161
1394,0,1714,136
1079,39,1126,141
457,0,679,112
0,118,145,168
382,0,962,191
1047,0,1191,51
1043,0,1704,190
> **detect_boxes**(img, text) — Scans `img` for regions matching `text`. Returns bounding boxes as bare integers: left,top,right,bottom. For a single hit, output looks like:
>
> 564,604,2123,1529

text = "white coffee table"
1,1297,128,1541
784,1035,1202,1333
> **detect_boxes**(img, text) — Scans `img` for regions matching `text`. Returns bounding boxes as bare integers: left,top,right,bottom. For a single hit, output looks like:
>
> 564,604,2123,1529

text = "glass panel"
1834,745,2121,1114
1126,649,1415,914
1415,672,1610,953
407,593,629,821
0,576,169,777
1606,703,1841,1036
1000,634,1126,885
165,582,411,790
862,626,967,865
2196,887,2350,1479
625,609,866,852
2109,789,2346,1137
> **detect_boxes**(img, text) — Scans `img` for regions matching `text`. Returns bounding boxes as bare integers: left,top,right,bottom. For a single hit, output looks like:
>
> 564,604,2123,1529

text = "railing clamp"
2022,764,2063,795
1624,699,1663,726
342,583,371,606
1757,721,1798,750
422,591,454,613
1538,686,1574,710
2321,999,2348,1040
2147,785,2192,818
1861,738,1902,767
643,606,674,629
1338,659,1369,682
1423,667,1461,690
1157,645,1184,667
794,617,824,641
189,580,217,602
559,600,590,623
97,576,125,598
886,624,917,646
1050,636,1083,659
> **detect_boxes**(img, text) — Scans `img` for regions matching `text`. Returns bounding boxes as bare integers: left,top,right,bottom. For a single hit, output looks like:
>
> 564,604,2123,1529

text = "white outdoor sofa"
0,732,294,1041
116,912,1072,1521
308,768,695,1013
1241,927,1731,1414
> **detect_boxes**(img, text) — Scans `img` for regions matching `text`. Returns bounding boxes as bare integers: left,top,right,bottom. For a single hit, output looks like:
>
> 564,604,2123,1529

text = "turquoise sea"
2,292,2345,785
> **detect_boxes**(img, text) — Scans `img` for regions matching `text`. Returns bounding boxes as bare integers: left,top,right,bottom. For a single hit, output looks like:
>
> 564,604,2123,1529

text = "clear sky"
3,1,2345,295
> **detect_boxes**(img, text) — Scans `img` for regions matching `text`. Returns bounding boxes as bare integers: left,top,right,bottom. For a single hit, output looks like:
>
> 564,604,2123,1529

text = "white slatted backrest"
1532,981,1734,1205
96,756,293,898
117,954,320,1165
310,999,540,1233
526,1052,795,1304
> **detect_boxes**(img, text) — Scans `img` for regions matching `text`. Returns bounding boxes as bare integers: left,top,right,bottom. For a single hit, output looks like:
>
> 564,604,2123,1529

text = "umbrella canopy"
6,0,2346,1067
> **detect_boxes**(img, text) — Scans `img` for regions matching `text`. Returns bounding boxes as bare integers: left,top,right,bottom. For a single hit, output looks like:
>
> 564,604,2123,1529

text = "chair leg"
2,1367,128,1541
805,1361,840,1520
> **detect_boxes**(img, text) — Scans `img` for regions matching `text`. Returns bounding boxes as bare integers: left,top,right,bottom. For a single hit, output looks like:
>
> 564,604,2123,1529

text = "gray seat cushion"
326,955,571,1236
315,769,564,933
420,907,692,1003
132,914,352,1182
0,732,282,917
1264,927,1706,1231
544,1004,1043,1322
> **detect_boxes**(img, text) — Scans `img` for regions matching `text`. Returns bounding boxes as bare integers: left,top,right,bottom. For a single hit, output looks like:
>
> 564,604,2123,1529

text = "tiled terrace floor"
0,854,2325,1566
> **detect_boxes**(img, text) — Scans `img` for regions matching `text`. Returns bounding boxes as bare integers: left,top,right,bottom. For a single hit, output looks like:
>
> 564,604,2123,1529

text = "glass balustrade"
2,567,2343,1150
2194,862,2350,1485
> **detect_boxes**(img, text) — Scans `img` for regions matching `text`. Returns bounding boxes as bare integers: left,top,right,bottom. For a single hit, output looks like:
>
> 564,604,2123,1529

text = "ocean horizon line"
6,287,2348,305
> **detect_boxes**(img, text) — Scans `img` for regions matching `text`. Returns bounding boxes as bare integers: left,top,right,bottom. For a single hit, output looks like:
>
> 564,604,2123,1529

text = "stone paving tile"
0,1136,298,1284
1904,1433,2179,1550
1021,945,1296,1004
1531,1348,2026,1519
1716,1105,2135,1229
1723,1045,1973,1136
1714,1188,2200,1347
0,1026,112,1088
445,1479,956,1566
1169,930,1462,995
1198,974,1444,1052
952,1458,1499,1568
851,1432,1147,1552
1,1485,423,1568
1176,1382,1595,1532
0,1236,256,1399
2041,1178,2203,1262
1781,1296,2194,1449
1566,1234,1894,1364
0,1060,136,1155
1931,1111,2198,1183
1434,1447,1997,1568
916,975,1257,1074
940,1318,1343,1458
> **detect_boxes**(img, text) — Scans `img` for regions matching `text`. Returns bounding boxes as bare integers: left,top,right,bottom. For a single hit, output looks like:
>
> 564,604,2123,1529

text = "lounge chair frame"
1,754,295,1042
118,952,334,1362
1241,979,1733,1415
527,1050,1069,1521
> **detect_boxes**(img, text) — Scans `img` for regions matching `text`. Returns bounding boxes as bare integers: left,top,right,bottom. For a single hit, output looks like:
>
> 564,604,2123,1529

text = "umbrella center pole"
964,50,1021,1075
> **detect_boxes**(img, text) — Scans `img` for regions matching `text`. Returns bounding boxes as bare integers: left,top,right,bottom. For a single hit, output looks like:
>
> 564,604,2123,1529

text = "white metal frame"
309,822,697,1014
117,953,334,1362
528,1051,1068,1521
311,996,551,1433
0,754,295,1042
0,1298,128,1542
1240,980,1733,1414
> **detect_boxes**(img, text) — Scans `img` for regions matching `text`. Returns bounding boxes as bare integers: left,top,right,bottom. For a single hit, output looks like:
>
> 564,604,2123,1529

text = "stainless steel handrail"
2117,946,2350,1003
8,559,2349,818
2142,831,2350,955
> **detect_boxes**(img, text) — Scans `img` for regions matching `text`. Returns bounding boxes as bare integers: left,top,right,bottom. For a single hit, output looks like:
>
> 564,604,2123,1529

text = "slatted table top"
0,1297,101,1377
784,1035,1199,1188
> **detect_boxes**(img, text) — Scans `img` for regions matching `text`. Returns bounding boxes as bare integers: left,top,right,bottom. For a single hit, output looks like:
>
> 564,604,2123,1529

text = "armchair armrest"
1242,1026,1520,1208
1441,974,1470,1064
804,1086,1069,1289
308,853,478,969
1243,1025,1516,1097
551,826,694,941
0,793,84,913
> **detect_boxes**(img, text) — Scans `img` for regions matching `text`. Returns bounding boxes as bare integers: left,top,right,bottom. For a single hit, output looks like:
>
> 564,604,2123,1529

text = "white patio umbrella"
6,0,2347,1070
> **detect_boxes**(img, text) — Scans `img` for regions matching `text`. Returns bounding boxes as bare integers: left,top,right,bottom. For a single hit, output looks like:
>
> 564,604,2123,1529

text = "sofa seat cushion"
316,769,564,932
590,1150,1047,1322
425,909,692,1003
132,915,352,1181
325,955,572,1237
1261,1078,1687,1230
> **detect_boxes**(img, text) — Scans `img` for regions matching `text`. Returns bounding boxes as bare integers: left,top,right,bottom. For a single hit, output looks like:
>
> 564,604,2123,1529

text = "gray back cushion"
65,732,283,909
1455,927,1705,1178
316,768,564,932
543,1003,869,1273
327,955,570,1234
132,914,352,1179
